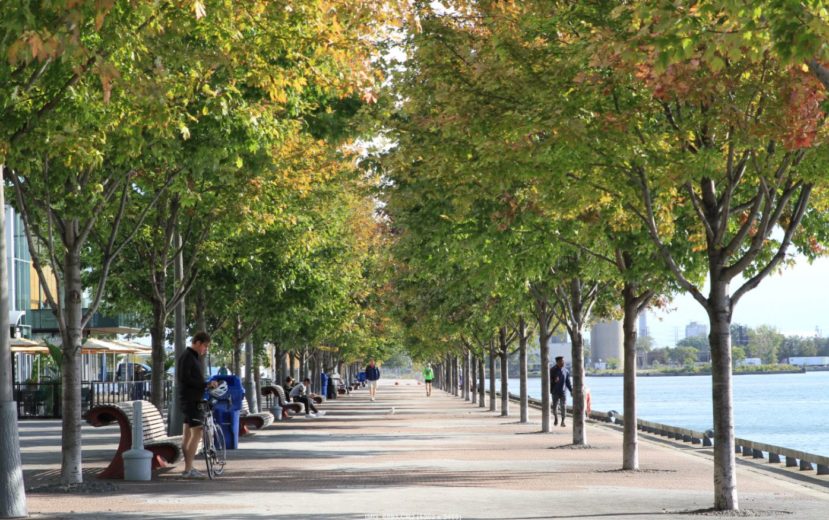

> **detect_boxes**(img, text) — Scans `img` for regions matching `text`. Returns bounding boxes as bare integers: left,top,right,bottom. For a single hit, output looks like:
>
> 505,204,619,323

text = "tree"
0,165,26,517
746,325,784,364
669,346,699,367
1,0,404,485
581,4,829,510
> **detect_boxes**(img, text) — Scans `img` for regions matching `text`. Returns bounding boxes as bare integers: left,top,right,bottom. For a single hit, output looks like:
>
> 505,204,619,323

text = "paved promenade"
19,381,829,519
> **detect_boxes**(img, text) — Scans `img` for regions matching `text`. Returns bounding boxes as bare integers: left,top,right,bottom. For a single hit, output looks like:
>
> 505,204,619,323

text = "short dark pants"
182,401,203,427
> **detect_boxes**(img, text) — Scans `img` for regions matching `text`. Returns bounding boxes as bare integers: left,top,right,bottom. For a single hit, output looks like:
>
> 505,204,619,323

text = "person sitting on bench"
289,378,325,417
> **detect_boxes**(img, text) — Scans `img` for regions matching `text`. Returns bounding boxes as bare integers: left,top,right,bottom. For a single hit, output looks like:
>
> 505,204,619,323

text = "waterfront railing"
499,391,829,478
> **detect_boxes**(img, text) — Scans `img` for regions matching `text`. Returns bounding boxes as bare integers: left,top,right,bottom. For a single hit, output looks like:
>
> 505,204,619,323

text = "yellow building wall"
30,264,58,309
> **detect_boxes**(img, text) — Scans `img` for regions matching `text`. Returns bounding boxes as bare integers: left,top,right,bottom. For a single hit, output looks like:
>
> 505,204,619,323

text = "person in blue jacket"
549,356,573,427
365,359,381,402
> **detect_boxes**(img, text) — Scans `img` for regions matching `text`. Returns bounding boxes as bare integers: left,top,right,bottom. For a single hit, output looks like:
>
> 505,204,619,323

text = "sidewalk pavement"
19,380,829,519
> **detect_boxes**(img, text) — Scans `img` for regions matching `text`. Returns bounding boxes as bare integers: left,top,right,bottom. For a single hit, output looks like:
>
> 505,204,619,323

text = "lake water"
508,371,829,457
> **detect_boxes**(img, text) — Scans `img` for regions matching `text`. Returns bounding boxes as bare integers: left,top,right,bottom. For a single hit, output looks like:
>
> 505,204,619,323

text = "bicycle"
199,385,228,479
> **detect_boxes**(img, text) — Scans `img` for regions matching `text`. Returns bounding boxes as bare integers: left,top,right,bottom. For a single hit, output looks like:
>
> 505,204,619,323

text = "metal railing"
14,380,173,419
503,390,829,478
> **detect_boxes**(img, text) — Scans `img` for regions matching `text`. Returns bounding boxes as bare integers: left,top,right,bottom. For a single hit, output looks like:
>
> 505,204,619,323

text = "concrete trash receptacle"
124,401,152,481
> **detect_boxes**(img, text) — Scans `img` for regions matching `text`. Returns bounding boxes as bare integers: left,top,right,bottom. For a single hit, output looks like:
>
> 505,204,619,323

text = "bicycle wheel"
211,425,226,477
202,420,215,479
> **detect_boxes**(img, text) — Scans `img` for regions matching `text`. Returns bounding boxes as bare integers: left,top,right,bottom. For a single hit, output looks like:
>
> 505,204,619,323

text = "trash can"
357,371,366,385
320,373,329,402
208,375,245,449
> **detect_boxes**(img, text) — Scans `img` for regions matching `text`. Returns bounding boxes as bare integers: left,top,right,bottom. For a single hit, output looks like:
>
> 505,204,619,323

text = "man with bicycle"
177,331,218,479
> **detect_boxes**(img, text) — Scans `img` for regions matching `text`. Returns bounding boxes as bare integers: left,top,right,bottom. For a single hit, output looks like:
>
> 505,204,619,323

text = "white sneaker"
307,412,318,418
183,469,206,479
316,410,326,417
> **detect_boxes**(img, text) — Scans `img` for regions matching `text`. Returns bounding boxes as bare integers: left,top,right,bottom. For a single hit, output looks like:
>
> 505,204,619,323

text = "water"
508,371,829,457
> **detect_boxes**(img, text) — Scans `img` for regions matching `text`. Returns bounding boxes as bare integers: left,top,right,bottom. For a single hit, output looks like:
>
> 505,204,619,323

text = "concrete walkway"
19,381,829,519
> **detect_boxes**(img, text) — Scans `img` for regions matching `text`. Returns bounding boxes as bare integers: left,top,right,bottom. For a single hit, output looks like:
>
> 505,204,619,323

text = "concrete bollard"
703,437,712,447
752,449,764,459
799,459,813,471
817,464,829,475
123,401,153,481
768,453,781,464
786,456,799,468
735,445,743,455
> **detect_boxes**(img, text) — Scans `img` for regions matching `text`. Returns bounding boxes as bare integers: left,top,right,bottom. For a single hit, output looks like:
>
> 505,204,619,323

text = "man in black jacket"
177,331,217,478
550,356,573,427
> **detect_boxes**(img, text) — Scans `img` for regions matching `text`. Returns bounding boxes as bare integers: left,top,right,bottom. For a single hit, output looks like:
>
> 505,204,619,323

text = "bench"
239,398,274,435
261,385,304,417
84,400,181,479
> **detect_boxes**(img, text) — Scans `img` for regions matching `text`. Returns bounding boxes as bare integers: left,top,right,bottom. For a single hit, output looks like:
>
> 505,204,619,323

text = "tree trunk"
709,280,738,510
570,325,587,446
244,341,256,412
519,317,528,424
463,351,470,401
536,299,552,433
622,283,639,470
300,350,307,380
488,340,496,411
149,303,166,410
253,342,262,413
169,229,187,435
232,337,242,377
195,286,207,334
281,350,290,383
477,354,485,407
452,355,459,396
499,328,509,417
470,355,477,405
61,245,84,484
0,165,28,516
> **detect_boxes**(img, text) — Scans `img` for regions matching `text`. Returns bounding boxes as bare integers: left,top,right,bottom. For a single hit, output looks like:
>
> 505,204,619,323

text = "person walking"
177,331,218,479
365,359,380,401
549,356,573,427
422,364,435,397
289,377,325,417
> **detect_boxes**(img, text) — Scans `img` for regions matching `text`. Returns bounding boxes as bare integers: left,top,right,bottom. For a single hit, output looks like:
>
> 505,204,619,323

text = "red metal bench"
239,398,274,435
84,400,181,479
261,385,304,418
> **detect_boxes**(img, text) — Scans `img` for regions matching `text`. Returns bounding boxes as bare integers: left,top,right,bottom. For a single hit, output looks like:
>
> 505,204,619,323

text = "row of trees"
374,1,829,513
641,324,829,366
0,1,408,514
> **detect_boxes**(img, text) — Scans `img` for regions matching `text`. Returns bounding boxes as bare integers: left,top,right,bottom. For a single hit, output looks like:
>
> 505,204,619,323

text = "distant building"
637,311,649,339
738,357,762,367
731,324,749,347
590,320,623,368
685,321,708,339
786,356,829,366
548,332,571,366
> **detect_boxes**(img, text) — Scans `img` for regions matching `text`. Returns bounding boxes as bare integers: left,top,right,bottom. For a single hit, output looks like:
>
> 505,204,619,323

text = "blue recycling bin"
207,375,245,449
357,371,366,383
320,373,329,401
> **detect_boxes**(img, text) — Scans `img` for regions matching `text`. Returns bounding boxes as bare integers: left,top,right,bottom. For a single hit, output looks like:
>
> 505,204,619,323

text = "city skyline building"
638,311,649,339
685,321,708,339
590,320,623,368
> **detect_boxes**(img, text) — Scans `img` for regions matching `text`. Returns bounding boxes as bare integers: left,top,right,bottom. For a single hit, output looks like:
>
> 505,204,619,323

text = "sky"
645,255,829,347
